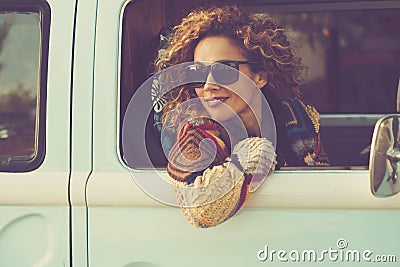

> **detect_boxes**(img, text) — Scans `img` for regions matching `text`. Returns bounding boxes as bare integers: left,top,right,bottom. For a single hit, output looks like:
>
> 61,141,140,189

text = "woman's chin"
205,109,237,122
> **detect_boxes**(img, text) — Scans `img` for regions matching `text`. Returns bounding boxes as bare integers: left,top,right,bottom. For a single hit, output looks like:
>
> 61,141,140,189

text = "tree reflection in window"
0,12,40,161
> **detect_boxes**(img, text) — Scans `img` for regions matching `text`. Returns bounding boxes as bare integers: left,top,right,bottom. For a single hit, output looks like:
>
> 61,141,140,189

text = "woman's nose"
203,72,220,91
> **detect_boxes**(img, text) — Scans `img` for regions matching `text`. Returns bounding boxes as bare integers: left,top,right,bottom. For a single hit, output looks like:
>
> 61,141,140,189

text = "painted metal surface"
0,1,76,266
86,0,400,266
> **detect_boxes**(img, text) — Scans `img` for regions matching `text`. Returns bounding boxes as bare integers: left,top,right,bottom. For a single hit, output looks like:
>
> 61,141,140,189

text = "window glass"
264,7,400,167
0,2,49,171
266,8,400,114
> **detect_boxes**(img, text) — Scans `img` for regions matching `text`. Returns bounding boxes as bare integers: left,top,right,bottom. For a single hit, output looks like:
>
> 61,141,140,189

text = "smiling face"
193,35,267,135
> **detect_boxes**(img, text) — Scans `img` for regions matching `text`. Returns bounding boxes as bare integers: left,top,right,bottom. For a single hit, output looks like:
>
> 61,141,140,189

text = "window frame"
118,0,400,171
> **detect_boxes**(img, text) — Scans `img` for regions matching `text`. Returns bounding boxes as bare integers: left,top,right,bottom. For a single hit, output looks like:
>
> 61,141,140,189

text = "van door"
0,0,76,266
87,0,400,266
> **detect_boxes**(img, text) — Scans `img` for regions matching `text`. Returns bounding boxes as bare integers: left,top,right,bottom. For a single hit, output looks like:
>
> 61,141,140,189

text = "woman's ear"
254,71,268,89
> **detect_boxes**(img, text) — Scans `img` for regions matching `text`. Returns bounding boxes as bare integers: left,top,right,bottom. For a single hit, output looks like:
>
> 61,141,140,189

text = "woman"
152,5,328,228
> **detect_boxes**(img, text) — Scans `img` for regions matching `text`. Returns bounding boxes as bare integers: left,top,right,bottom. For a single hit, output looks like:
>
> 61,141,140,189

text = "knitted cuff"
167,119,229,184
232,137,276,175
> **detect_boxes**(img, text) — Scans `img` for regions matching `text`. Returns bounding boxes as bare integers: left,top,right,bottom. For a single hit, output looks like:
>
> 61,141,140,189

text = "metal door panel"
0,1,76,266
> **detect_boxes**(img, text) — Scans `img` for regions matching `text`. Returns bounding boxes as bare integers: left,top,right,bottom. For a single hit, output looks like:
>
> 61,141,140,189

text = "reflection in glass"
0,12,40,160
370,116,400,197
269,9,400,114
269,8,400,167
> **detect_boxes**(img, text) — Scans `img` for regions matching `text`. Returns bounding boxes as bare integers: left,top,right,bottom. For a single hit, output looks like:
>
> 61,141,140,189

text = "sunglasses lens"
212,63,239,85
185,61,240,88
185,63,207,88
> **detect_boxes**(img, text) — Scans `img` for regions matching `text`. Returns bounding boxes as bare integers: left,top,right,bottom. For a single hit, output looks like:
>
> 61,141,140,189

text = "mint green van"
0,0,399,266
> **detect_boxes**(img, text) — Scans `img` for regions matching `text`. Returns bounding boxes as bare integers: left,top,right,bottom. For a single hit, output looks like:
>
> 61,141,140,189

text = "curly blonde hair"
155,5,304,124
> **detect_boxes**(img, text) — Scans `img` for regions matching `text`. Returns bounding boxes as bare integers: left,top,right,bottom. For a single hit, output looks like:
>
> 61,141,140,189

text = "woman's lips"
204,97,229,107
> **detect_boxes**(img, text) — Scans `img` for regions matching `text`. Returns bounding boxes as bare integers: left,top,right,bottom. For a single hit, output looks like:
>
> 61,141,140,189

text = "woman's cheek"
194,88,203,97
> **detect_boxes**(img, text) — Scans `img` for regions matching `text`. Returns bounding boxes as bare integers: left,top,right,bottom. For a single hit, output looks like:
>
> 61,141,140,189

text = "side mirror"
370,115,400,197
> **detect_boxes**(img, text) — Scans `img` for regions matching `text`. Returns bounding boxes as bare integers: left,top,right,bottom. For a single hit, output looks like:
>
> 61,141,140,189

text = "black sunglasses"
185,60,261,88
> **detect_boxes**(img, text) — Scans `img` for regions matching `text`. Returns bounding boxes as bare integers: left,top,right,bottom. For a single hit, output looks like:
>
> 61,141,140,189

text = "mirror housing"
370,115,400,197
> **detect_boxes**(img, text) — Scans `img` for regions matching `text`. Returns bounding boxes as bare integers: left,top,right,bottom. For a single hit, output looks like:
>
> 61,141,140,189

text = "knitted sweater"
152,92,328,168
268,95,329,167
167,118,276,228
153,92,328,227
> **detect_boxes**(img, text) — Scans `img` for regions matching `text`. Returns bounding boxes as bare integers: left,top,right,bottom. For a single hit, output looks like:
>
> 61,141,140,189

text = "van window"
119,0,400,169
0,1,49,172
262,6,400,115
262,4,400,167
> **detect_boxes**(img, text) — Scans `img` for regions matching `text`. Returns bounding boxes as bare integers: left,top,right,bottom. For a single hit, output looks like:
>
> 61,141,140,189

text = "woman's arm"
166,119,276,228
